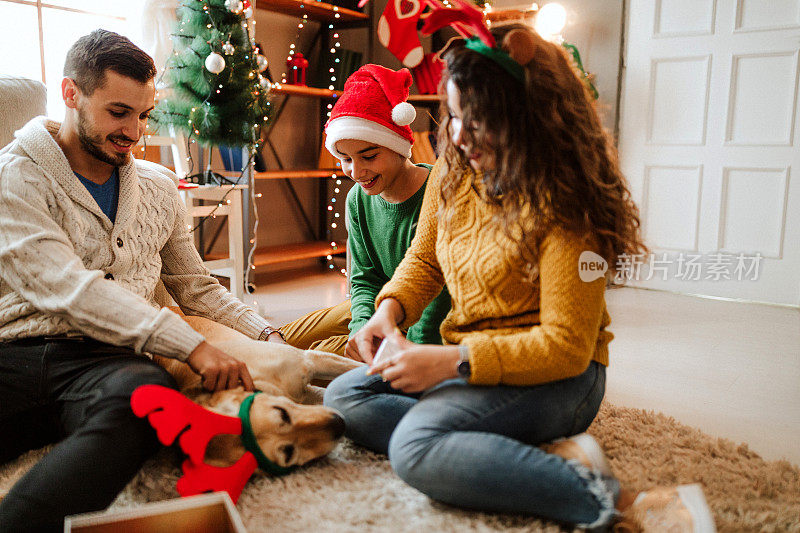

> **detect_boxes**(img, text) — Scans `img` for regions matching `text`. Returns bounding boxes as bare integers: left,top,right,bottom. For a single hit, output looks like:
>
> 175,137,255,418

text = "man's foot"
613,484,716,532
542,432,613,476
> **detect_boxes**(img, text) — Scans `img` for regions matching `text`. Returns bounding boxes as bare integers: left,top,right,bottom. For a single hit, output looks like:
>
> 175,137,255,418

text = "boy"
281,65,450,360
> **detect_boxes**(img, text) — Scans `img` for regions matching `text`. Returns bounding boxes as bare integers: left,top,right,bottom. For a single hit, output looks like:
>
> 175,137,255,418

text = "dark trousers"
0,338,177,532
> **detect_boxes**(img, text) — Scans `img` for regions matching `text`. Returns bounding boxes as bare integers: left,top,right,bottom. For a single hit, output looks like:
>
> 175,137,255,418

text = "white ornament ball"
391,102,416,126
222,41,235,56
259,76,272,91
205,52,226,74
244,6,253,18
225,0,243,13
256,54,269,72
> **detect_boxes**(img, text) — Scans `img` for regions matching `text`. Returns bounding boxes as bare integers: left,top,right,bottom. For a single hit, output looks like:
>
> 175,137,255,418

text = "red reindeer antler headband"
131,385,295,503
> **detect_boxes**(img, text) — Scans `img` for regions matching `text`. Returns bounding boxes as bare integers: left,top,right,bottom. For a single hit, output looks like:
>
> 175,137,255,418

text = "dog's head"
247,393,346,468
205,391,345,469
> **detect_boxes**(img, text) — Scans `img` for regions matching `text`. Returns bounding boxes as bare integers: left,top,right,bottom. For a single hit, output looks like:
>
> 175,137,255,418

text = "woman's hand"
367,332,461,393
346,298,405,364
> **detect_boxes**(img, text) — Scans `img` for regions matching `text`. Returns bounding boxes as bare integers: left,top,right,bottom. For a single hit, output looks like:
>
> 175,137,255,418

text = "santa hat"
325,64,416,159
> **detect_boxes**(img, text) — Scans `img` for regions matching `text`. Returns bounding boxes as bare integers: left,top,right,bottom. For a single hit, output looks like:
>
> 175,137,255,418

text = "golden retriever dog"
153,315,363,471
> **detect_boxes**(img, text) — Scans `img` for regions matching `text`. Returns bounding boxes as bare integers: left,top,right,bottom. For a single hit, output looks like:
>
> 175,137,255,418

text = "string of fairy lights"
140,0,351,297
281,3,348,277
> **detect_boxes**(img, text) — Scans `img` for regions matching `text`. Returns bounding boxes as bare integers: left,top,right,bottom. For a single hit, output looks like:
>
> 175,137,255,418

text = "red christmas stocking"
411,52,444,94
378,0,426,68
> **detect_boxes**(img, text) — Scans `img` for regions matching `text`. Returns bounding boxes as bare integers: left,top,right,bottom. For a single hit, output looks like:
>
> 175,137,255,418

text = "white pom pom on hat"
324,64,417,158
391,101,416,126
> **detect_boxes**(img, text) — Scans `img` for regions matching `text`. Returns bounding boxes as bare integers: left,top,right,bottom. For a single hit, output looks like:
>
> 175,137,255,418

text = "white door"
618,0,800,306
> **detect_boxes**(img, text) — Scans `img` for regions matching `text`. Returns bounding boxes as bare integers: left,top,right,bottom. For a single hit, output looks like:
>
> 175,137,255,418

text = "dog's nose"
330,412,346,439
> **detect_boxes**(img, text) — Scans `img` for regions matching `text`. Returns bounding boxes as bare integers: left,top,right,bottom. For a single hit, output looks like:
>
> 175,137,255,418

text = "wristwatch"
457,344,471,379
258,325,285,342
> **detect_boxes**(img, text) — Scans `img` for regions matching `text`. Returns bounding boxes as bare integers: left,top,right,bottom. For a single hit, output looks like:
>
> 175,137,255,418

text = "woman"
325,24,715,532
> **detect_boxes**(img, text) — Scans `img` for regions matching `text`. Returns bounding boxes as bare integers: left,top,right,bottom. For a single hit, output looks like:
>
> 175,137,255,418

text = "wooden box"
64,492,247,533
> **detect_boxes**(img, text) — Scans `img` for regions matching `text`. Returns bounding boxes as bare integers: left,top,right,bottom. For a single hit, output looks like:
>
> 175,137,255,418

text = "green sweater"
347,164,451,344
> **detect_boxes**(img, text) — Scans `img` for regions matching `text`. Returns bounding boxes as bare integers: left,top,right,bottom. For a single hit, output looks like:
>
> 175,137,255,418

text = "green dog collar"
239,392,296,476
464,36,525,82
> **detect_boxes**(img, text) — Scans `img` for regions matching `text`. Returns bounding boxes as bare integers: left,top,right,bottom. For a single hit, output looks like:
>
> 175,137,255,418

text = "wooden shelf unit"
271,84,340,98
256,0,368,25
484,6,538,23
249,0,368,270
271,83,442,106
207,241,346,267
254,1,439,271
220,169,344,180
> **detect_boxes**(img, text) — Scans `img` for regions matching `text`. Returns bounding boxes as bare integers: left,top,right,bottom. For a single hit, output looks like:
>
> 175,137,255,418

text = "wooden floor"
252,269,800,465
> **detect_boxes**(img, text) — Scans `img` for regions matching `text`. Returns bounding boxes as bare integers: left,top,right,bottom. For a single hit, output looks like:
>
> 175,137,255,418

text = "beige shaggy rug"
1,403,798,532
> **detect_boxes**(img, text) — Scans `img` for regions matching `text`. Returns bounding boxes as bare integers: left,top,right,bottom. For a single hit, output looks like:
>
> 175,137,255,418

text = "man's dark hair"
64,29,156,95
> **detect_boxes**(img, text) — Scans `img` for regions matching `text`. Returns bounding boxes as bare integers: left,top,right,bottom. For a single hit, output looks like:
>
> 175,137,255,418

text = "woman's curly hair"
437,23,647,275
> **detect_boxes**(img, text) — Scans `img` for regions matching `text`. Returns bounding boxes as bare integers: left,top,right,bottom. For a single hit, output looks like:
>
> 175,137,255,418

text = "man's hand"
186,341,255,392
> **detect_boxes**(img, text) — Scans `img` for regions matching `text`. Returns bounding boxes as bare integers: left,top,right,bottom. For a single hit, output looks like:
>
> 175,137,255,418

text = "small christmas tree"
152,0,272,148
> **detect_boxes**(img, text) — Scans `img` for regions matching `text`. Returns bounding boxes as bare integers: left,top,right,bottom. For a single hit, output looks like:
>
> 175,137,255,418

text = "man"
0,30,283,531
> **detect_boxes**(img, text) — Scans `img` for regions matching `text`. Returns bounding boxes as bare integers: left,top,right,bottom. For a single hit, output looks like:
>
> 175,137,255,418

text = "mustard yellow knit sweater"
376,159,613,386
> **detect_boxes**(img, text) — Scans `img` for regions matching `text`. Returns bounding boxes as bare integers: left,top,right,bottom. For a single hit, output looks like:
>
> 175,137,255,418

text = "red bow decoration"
131,384,257,503
419,0,495,47
357,0,495,47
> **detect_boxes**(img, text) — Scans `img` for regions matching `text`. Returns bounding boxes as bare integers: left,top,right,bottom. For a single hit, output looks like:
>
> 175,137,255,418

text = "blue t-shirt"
75,168,119,223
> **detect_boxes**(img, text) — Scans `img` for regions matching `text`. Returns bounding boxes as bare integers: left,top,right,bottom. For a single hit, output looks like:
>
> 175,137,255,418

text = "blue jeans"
324,361,618,529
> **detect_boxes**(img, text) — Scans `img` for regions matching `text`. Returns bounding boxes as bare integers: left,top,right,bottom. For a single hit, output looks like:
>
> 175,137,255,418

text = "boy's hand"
347,298,404,364
186,341,254,392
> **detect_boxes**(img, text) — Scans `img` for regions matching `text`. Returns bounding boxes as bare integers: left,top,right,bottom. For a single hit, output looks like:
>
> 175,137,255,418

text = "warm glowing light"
535,3,567,39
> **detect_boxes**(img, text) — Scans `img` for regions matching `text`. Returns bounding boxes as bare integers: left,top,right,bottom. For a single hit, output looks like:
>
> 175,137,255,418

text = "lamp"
534,2,566,41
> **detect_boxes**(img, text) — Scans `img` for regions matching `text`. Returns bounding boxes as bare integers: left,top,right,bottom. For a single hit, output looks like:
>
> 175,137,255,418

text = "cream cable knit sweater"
0,117,272,360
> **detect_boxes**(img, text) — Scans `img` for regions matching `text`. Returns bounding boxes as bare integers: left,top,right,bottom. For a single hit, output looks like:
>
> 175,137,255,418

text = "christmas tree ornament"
286,52,309,85
377,0,426,67
256,54,269,72
225,0,243,14
259,75,272,91
222,41,235,55
242,0,253,19
205,52,226,74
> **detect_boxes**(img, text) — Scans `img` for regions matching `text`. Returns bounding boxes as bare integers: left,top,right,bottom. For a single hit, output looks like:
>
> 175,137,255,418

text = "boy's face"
64,70,155,167
334,139,406,195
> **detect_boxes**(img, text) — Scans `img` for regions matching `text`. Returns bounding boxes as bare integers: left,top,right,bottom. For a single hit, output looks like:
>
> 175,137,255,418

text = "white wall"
492,0,625,133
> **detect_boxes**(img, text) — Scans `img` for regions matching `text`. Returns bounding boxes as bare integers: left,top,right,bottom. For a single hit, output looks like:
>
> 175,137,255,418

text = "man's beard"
76,105,134,167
